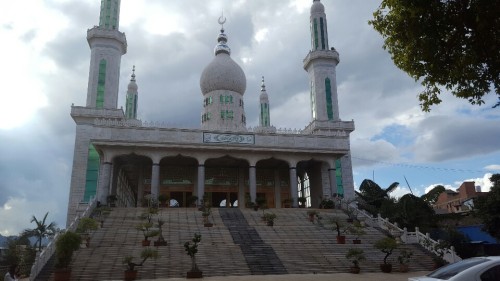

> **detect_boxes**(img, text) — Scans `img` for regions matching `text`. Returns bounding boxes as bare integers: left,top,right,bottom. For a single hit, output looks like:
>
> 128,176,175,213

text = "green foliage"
421,185,446,205
391,194,436,230
374,237,398,265
356,179,399,214
76,218,99,234
264,212,277,222
474,174,500,240
397,249,413,265
1,237,36,276
184,233,201,258
369,0,500,111
21,212,57,252
346,248,365,267
347,221,366,240
55,231,81,269
136,222,159,241
123,248,158,271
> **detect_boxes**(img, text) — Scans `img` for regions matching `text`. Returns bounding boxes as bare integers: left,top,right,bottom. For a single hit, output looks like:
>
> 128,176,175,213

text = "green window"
335,159,344,197
96,59,107,109
83,144,100,202
320,17,325,50
313,18,319,50
220,111,225,119
325,78,333,120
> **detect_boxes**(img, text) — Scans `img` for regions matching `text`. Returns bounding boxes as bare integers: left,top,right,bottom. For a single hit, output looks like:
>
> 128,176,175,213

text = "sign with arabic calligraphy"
203,133,254,144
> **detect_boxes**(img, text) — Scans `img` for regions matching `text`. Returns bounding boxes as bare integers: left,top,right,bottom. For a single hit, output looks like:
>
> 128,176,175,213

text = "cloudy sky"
1,0,499,236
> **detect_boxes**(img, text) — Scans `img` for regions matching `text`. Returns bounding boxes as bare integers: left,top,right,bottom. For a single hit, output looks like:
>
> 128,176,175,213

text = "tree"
392,194,436,230
21,212,57,251
421,185,446,205
356,179,399,213
474,174,500,240
369,0,500,111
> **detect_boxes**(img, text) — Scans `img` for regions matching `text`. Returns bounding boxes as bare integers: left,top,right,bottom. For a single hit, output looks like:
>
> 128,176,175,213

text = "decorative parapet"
87,26,127,52
303,49,340,69
71,106,125,119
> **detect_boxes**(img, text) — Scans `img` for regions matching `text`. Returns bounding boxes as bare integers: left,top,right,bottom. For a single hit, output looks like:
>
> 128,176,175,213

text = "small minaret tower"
303,0,340,121
125,66,138,119
259,77,271,127
85,0,127,109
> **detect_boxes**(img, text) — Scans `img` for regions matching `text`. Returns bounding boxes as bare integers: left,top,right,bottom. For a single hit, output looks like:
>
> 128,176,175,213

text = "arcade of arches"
95,151,343,209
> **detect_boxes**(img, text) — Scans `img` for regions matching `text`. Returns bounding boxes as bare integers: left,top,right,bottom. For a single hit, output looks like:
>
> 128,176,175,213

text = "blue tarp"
457,225,498,244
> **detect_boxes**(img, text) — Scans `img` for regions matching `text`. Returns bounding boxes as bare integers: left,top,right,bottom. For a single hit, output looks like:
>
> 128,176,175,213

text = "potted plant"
432,240,450,269
264,212,277,226
348,221,366,244
319,198,334,209
201,206,213,227
136,222,159,246
154,218,167,246
123,248,159,281
158,194,169,207
107,195,117,207
345,248,365,274
184,233,202,278
187,195,198,207
397,249,413,272
298,196,307,208
139,207,158,223
255,197,266,211
374,237,398,273
76,217,99,247
307,210,319,222
331,217,348,244
53,231,81,281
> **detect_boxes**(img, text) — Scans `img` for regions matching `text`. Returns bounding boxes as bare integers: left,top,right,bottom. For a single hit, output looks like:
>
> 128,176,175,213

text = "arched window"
325,78,333,120
96,59,107,108
320,17,326,50
313,18,319,50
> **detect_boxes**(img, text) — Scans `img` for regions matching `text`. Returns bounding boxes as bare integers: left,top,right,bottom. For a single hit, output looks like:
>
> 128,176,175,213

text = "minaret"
259,77,270,127
85,0,127,109
303,0,340,121
125,66,138,119
200,16,247,131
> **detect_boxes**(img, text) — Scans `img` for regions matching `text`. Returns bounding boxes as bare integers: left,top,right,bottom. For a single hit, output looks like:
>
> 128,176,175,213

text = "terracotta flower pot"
350,266,361,274
124,270,137,281
186,270,203,279
399,264,409,273
380,263,392,273
353,239,361,244
336,235,346,244
54,269,71,281
142,240,151,246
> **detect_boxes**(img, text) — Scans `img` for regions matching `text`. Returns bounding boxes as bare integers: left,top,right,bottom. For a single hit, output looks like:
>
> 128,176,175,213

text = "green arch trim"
325,78,333,120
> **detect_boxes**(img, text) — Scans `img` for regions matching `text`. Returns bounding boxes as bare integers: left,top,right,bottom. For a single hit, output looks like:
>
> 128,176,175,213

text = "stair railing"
29,196,97,281
339,198,461,264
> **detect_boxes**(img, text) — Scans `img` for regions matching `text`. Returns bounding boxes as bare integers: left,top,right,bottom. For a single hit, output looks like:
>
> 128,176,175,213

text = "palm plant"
356,179,399,213
22,212,57,251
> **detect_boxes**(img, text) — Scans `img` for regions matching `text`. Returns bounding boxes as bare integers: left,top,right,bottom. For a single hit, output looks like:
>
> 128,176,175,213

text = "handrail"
29,197,97,281
339,198,461,264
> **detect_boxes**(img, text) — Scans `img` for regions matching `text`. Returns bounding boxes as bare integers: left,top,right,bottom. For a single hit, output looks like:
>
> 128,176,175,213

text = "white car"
409,256,500,281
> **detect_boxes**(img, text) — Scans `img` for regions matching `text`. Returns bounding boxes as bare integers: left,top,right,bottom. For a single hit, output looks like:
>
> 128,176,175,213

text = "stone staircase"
40,207,435,280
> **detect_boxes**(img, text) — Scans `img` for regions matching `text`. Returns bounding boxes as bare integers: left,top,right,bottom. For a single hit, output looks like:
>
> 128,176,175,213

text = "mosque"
67,0,355,224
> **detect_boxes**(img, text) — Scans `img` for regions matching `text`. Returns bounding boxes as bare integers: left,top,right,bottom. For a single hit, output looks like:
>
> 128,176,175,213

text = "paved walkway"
135,271,430,281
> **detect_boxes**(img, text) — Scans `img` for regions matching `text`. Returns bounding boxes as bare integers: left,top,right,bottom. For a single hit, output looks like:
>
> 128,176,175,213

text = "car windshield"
427,258,489,280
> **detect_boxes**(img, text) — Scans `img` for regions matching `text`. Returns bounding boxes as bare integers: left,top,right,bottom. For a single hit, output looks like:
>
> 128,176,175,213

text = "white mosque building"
67,0,355,224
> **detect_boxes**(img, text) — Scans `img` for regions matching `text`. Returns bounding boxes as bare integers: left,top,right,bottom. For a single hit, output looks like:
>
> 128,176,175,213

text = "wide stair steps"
48,207,435,280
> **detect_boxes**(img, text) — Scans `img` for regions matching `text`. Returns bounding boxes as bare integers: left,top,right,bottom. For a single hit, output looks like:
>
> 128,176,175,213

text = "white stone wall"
201,89,246,131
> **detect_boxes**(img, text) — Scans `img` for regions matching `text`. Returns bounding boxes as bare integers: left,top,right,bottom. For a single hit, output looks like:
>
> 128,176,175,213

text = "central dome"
200,53,246,95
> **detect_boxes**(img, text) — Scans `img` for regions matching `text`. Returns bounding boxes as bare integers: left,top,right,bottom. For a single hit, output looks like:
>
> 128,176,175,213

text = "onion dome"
311,0,325,14
127,65,138,92
200,18,246,95
259,76,269,102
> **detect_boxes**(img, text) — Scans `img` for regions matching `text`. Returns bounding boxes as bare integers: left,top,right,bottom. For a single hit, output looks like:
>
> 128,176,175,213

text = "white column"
97,162,112,204
151,163,160,200
197,165,205,206
249,166,257,203
137,167,144,207
329,167,337,197
238,167,245,209
290,167,298,208
274,169,281,208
